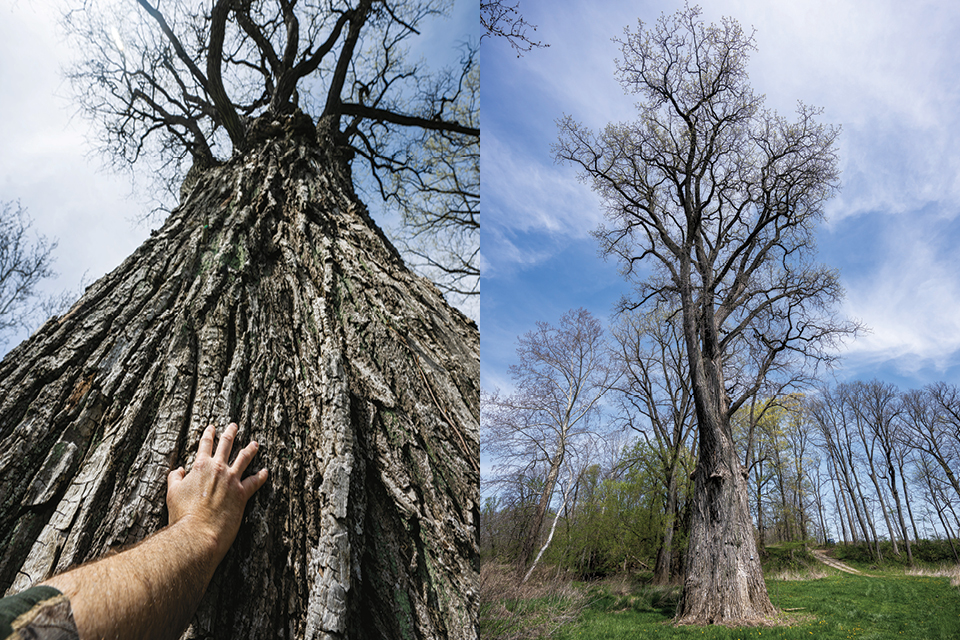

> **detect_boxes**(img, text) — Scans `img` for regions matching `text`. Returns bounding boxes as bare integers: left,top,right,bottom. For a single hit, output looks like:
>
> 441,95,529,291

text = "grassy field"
480,550,960,639
555,573,960,639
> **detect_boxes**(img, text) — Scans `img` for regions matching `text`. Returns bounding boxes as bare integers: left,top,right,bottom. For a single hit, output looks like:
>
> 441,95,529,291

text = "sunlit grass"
551,574,960,640
480,542,960,640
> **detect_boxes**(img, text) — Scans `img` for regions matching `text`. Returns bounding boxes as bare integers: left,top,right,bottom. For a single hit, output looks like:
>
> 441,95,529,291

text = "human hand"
166,423,268,563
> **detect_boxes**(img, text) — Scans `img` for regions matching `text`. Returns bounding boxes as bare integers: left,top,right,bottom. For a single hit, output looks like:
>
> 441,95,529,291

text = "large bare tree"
556,5,856,624
63,0,479,299
0,2,478,638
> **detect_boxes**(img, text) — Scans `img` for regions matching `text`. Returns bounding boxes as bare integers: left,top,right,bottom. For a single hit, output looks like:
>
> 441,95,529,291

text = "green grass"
550,574,960,640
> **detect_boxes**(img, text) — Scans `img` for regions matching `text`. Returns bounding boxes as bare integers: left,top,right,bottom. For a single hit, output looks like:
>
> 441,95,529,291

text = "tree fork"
0,115,479,639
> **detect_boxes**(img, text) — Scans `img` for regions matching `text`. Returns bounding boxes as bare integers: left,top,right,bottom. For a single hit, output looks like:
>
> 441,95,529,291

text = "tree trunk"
868,472,899,556
827,461,849,544
518,451,563,575
653,465,679,584
855,481,882,562
753,459,766,547
0,117,479,639
675,344,775,624
885,459,912,565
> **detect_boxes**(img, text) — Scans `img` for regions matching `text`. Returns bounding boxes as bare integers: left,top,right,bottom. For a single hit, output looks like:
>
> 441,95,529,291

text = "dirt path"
811,549,877,577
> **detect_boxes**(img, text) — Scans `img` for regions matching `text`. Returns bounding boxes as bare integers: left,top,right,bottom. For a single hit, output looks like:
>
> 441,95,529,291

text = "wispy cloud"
717,0,960,223
834,211,960,376
484,133,600,236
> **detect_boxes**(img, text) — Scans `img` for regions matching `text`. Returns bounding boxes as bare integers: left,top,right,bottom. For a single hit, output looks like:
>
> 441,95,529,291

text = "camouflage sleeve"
0,586,80,640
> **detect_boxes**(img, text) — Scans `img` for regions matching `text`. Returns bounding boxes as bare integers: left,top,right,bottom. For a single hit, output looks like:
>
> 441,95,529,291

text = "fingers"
231,439,259,473
241,468,269,499
167,466,186,487
213,423,238,462
194,423,268,495
197,424,216,459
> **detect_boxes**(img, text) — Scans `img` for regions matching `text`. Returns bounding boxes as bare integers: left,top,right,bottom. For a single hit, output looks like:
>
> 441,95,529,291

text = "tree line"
482,307,960,584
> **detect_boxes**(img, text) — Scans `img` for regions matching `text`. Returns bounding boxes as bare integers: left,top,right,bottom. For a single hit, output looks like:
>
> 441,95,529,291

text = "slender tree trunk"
885,459,912,564
827,462,849,544
868,472,899,556
936,508,960,564
829,447,860,545
827,446,856,543
840,492,855,544
774,449,791,542
927,468,960,562
654,464,679,584
813,466,828,545
0,121,479,639
855,481,882,562
842,445,879,560
898,457,921,545
518,448,564,575
521,480,573,584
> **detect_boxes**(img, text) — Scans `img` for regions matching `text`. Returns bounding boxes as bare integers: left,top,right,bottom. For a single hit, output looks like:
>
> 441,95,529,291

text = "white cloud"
0,3,149,354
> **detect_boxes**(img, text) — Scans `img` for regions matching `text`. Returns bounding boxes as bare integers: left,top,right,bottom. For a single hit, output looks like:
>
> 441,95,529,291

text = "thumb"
168,466,186,487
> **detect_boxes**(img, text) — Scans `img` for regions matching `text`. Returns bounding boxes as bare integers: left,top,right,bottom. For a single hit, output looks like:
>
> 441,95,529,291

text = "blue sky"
0,0,477,355
481,0,960,395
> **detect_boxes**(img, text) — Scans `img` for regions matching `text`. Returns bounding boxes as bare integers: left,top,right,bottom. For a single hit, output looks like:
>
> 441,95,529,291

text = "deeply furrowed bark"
0,114,479,639
675,411,776,625
675,333,775,625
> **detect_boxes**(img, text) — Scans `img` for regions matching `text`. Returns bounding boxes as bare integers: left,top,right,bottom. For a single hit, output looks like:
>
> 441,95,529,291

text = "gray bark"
675,304,775,624
0,115,479,639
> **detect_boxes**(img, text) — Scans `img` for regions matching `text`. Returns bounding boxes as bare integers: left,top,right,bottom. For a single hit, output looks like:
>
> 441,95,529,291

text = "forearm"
38,423,267,640
42,520,220,640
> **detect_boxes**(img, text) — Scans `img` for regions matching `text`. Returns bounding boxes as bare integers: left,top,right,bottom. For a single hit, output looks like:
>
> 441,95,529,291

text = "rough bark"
0,114,479,639
674,346,776,625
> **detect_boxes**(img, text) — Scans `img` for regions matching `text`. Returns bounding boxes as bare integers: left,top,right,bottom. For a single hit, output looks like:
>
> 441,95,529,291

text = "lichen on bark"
0,114,479,639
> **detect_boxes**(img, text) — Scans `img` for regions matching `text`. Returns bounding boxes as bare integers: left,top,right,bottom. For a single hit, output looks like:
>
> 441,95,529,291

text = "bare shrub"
772,568,830,581
905,564,960,588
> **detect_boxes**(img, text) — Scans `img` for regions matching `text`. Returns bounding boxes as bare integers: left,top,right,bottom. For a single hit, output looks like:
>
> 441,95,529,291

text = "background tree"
482,308,613,581
610,307,696,583
480,0,547,56
902,383,960,502
384,62,479,297
553,441,683,579
0,201,58,347
556,5,857,624
0,2,479,638
850,380,914,563
809,383,885,560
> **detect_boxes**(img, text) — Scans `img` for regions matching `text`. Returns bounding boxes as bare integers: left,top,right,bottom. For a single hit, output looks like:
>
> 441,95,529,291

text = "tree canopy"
63,0,479,296
0,201,59,346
